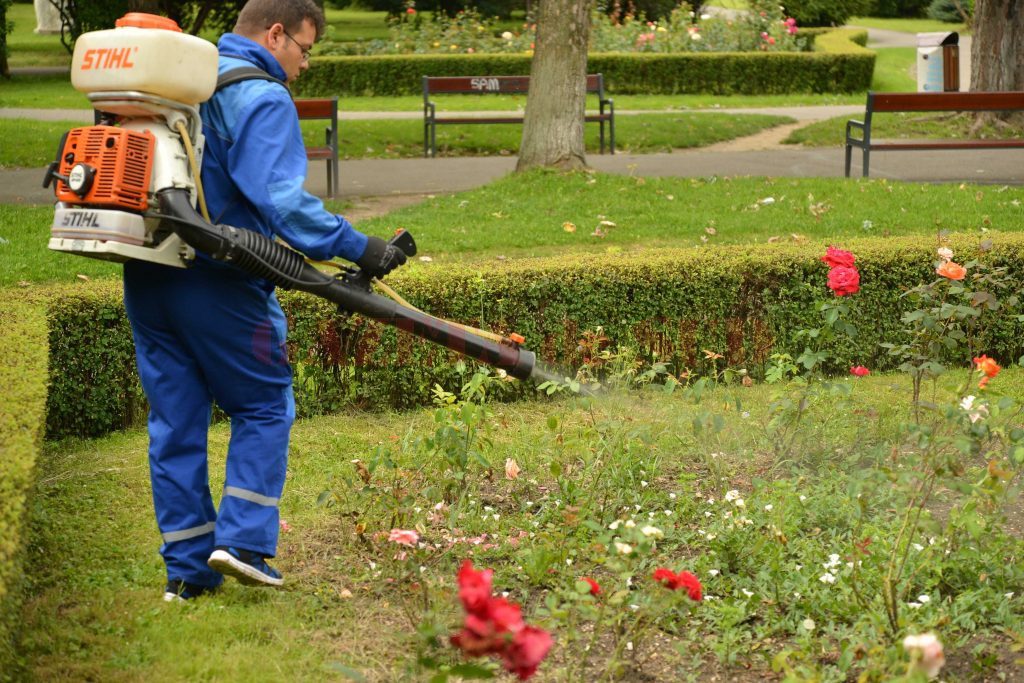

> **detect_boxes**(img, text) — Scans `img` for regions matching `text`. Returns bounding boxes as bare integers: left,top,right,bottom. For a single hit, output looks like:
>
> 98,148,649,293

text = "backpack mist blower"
44,13,536,382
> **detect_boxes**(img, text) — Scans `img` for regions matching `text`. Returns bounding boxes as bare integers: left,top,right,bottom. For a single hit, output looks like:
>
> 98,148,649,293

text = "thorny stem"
884,463,938,632
568,599,607,683
603,612,646,682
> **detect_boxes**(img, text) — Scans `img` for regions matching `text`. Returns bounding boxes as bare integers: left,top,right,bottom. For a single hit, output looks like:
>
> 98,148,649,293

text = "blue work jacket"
199,33,367,264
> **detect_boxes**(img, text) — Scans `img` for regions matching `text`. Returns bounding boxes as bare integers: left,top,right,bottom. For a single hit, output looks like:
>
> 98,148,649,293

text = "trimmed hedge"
295,29,873,97
0,296,48,679
34,232,1024,440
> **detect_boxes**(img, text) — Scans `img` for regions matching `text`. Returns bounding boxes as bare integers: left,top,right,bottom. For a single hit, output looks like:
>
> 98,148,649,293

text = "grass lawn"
785,112,1024,147
18,369,1024,680
4,2,72,68
847,16,969,35
5,172,1022,287
0,71,868,111
869,47,916,93
329,112,791,159
0,112,792,168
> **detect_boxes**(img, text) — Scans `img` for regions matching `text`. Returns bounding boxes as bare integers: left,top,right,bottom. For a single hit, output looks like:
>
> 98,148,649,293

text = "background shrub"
35,233,1024,440
296,29,872,96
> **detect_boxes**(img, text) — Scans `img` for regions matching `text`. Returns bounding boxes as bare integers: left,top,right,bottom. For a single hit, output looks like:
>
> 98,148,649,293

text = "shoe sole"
163,592,185,603
207,549,284,587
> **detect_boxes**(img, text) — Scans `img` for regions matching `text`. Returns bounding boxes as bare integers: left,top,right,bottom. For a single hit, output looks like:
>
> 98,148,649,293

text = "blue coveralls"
124,33,368,588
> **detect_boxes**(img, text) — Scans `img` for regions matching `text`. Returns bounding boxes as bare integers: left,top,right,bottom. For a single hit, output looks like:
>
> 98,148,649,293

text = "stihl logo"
80,47,138,70
61,212,101,228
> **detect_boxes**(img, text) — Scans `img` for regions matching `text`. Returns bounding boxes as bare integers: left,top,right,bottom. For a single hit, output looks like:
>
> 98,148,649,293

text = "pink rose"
388,528,419,547
850,366,870,377
903,633,945,678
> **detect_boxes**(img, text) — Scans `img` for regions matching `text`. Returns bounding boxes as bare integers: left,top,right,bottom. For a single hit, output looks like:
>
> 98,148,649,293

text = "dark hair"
234,0,326,41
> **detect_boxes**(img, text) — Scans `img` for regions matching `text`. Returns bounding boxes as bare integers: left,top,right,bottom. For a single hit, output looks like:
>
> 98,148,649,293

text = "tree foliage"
779,0,872,26
0,0,11,79
866,0,931,17
54,0,246,51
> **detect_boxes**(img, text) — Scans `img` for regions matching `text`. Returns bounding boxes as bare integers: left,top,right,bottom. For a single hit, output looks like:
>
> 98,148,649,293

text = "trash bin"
917,32,959,92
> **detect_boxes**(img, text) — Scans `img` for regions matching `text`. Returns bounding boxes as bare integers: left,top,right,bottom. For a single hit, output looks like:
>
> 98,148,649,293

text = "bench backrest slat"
871,91,1024,113
424,74,604,96
295,97,337,119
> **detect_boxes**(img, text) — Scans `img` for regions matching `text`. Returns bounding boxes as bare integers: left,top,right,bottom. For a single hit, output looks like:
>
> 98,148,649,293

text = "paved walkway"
5,138,1023,207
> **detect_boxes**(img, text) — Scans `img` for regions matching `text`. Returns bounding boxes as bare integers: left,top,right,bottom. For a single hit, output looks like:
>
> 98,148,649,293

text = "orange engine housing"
56,125,155,212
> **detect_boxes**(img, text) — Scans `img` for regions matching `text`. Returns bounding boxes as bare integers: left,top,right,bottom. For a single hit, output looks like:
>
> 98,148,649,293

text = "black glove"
356,235,407,279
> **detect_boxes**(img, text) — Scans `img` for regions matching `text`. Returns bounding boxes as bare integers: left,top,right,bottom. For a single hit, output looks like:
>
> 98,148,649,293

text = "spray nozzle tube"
155,189,536,381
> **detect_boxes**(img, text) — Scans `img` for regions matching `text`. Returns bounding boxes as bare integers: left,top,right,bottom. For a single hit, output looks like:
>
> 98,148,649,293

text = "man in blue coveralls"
123,0,406,601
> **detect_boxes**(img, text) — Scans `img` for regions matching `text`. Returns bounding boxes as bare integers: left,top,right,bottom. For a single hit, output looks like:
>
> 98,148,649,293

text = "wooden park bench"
295,97,340,198
422,74,615,158
845,91,1024,178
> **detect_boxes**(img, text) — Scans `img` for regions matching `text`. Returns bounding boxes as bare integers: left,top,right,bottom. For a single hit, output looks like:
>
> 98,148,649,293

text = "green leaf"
448,663,496,679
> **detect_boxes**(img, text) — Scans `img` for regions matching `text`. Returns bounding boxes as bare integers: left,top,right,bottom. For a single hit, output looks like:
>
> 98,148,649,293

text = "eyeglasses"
281,28,313,62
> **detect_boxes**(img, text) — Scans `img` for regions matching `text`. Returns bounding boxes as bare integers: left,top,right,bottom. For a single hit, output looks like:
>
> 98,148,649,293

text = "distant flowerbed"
325,2,808,57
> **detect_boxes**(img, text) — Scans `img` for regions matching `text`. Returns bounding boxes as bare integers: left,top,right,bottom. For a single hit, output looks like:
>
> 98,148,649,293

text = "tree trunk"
516,0,590,172
971,0,1024,92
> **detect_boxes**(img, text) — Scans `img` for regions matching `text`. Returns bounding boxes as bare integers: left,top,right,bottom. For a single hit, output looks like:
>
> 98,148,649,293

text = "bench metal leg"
599,122,605,155
862,148,870,178
844,144,852,178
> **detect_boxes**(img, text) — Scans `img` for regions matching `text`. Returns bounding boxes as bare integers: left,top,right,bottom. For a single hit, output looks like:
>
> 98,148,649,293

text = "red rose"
501,626,553,681
582,577,601,596
675,571,703,601
850,365,870,377
451,613,505,656
653,568,703,601
821,246,855,269
827,266,860,296
458,560,493,615
653,568,678,588
484,596,525,634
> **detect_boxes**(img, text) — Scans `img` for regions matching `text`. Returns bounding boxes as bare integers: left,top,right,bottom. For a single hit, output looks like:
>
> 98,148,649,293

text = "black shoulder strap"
216,66,289,93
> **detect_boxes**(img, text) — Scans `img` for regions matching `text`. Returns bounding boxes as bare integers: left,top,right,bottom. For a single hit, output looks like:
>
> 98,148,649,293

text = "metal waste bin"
917,32,959,92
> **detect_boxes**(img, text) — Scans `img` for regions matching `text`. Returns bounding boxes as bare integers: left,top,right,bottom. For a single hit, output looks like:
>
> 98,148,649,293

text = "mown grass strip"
4,173,1023,286
785,112,1024,147
0,112,791,168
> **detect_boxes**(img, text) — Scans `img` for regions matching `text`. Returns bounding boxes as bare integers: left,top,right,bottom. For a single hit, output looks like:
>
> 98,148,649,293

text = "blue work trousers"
124,260,294,588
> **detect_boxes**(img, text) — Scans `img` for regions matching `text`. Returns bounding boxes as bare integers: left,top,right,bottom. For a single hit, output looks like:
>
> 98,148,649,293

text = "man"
123,0,404,602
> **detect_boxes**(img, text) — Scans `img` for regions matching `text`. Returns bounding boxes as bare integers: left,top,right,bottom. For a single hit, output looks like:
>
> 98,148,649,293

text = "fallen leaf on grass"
562,222,577,233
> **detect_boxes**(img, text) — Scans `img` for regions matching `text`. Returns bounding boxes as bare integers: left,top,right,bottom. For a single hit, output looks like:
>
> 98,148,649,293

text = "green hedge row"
33,232,1024,441
295,29,873,97
0,297,48,679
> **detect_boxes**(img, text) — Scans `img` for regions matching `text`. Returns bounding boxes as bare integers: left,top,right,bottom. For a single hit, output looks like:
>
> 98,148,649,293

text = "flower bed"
337,4,807,56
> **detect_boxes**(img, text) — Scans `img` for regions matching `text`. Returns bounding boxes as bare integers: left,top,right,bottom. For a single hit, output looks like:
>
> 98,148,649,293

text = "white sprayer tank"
71,13,218,105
